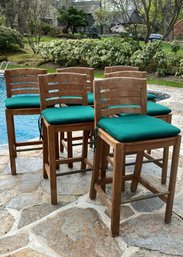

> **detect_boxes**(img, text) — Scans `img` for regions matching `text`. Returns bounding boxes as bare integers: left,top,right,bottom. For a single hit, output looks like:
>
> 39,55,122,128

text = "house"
51,0,142,34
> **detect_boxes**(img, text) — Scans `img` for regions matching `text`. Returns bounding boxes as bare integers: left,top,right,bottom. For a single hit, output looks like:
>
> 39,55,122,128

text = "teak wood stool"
90,77,181,236
104,70,172,185
39,72,94,204
5,68,47,175
57,67,94,168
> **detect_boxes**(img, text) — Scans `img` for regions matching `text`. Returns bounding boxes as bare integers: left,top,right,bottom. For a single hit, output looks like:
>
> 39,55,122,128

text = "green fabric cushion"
42,105,94,125
147,101,171,116
87,92,94,105
109,101,171,117
5,96,40,109
147,93,156,100
98,115,180,142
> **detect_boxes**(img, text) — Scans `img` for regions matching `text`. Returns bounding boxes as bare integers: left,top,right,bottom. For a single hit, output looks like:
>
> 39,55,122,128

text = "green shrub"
130,41,183,76
0,26,24,53
37,38,140,68
170,41,180,54
41,23,52,35
131,41,168,75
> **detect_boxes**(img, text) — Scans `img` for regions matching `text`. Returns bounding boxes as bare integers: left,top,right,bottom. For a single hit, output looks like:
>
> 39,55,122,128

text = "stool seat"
5,95,40,109
110,102,171,117
42,106,94,125
147,101,171,116
98,115,180,142
147,93,156,101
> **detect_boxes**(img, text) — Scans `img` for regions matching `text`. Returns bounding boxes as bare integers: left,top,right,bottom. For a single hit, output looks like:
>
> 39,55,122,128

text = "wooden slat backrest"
104,66,139,74
5,68,47,97
57,67,94,92
39,72,88,111
94,77,147,125
105,71,146,78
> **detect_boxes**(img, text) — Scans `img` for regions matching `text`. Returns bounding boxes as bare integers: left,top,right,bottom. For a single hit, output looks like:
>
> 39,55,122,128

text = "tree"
93,7,113,34
109,0,183,42
57,6,87,34
26,0,53,53
158,0,183,40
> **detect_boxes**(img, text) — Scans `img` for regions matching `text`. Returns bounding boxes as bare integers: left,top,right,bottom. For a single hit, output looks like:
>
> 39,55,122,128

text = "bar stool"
90,77,181,236
57,67,94,167
105,70,172,184
39,72,94,204
5,68,47,175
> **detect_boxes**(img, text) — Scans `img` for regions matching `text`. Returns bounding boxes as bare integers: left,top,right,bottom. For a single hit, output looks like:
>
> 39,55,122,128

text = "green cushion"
98,115,180,142
147,101,171,116
42,105,94,125
87,92,94,105
5,96,40,109
147,93,156,100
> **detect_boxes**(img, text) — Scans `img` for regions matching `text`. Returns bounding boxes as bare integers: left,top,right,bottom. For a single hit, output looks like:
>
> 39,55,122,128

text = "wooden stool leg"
131,151,144,192
42,121,48,179
165,135,181,223
100,140,110,192
111,143,123,236
89,129,94,148
6,110,16,175
81,130,89,170
48,126,57,205
67,132,73,168
55,133,60,170
161,147,169,184
121,155,126,192
60,132,64,153
90,135,102,200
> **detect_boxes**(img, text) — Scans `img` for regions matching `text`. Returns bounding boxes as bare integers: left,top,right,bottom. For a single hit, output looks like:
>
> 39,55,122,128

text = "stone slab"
18,203,65,228
5,248,49,257
32,207,123,257
120,213,183,255
0,233,29,255
0,210,15,236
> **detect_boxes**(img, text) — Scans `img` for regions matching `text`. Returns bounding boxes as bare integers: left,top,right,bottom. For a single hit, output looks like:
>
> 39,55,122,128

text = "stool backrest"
105,71,146,78
94,77,147,125
57,67,94,92
5,68,47,97
104,66,139,74
39,72,88,111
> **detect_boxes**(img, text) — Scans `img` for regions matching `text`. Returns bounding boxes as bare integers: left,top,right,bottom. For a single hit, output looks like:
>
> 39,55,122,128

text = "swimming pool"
0,79,40,145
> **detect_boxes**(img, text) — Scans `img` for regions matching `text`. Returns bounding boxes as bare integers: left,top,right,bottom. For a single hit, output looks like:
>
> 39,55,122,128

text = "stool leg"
60,132,64,153
48,126,57,205
67,132,73,168
42,121,48,179
111,143,123,236
161,147,169,184
131,151,144,192
121,155,126,192
165,135,181,223
90,135,102,199
100,140,109,192
81,130,89,170
6,110,16,175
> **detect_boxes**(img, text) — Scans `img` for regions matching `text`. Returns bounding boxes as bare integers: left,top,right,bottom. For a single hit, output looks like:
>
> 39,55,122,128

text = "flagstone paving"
0,84,183,257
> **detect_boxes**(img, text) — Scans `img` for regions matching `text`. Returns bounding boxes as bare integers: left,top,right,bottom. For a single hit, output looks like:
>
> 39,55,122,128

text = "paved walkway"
0,84,183,257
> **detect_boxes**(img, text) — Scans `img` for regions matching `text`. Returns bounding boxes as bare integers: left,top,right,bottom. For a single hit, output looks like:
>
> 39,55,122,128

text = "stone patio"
0,84,183,257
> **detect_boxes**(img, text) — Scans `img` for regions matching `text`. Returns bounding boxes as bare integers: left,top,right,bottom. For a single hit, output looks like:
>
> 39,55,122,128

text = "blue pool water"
0,79,40,145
